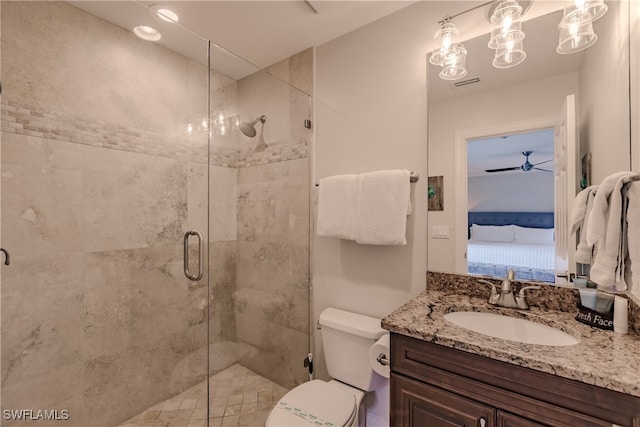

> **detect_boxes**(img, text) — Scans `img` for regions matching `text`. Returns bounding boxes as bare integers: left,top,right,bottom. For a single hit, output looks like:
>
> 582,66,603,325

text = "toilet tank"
319,308,387,391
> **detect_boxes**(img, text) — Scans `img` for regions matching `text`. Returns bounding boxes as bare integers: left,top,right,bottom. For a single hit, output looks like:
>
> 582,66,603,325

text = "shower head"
239,115,266,138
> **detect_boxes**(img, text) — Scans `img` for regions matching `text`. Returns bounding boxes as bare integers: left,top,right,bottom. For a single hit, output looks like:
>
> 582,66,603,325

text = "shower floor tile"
117,364,289,427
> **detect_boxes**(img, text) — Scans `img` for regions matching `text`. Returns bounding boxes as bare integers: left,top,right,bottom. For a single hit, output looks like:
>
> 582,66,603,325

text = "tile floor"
117,364,289,427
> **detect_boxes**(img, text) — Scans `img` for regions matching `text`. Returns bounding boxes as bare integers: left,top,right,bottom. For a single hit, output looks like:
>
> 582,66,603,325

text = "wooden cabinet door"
392,373,496,427
497,411,546,427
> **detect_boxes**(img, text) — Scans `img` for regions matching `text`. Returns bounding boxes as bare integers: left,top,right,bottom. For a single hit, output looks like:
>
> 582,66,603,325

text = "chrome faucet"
479,269,540,310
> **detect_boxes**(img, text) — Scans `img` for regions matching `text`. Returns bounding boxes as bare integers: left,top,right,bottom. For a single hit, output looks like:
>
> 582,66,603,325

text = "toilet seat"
266,380,357,427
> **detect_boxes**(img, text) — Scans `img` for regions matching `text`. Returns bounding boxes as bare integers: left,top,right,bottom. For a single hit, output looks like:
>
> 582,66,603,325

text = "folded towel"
624,180,640,298
355,169,410,245
316,174,358,240
575,188,597,264
588,171,640,290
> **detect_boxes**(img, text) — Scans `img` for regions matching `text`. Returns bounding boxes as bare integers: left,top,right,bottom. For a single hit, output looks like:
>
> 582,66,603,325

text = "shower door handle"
1,248,9,265
183,230,204,281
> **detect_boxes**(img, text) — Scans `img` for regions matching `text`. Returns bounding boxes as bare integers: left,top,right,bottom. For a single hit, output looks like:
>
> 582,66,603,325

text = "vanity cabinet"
390,333,640,427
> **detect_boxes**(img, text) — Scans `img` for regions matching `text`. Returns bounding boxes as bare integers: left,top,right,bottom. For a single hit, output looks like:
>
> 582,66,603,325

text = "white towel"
316,174,358,240
355,170,410,245
588,171,640,290
624,181,640,298
571,185,598,264
575,187,597,264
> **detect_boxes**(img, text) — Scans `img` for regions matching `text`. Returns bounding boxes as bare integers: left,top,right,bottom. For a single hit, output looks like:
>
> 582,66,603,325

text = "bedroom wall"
428,72,578,274
468,172,554,212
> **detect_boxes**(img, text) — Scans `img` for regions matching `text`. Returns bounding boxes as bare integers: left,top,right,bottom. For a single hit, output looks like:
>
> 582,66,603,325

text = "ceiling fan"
485,151,553,173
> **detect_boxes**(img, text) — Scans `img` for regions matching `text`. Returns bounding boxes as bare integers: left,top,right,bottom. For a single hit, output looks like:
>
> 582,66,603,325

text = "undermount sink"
443,311,580,346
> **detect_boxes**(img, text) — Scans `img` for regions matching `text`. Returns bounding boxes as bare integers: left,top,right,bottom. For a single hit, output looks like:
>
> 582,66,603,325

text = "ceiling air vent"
451,77,480,88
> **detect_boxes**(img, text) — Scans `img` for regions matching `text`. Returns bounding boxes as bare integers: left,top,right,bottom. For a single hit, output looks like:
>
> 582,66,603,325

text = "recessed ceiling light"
133,25,161,42
155,8,179,23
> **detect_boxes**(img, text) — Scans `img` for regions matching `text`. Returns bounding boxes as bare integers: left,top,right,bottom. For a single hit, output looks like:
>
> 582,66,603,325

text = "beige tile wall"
1,3,312,426
0,2,218,426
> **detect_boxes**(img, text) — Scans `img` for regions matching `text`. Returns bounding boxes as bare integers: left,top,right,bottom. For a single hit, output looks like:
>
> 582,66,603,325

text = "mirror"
427,1,633,284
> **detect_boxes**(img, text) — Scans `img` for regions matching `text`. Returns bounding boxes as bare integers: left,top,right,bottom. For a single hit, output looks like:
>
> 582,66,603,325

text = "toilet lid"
268,380,356,427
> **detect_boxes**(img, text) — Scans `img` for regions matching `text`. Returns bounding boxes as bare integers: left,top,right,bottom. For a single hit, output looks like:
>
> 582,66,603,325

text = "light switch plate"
432,225,450,239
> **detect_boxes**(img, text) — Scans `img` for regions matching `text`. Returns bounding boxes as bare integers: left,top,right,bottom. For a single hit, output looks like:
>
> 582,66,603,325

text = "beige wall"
579,0,632,183
314,4,429,422
633,0,640,173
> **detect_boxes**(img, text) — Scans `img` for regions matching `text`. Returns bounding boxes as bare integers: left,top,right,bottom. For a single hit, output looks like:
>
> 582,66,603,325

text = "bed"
467,212,556,283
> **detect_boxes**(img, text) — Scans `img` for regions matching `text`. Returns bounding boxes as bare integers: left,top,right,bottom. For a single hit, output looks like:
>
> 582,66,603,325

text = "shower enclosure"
0,2,312,426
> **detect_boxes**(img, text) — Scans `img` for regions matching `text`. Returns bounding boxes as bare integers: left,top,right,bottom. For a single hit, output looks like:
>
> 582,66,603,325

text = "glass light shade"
490,0,523,26
439,44,468,81
562,0,608,24
430,21,459,66
557,19,597,54
488,0,525,49
488,18,525,49
493,40,526,68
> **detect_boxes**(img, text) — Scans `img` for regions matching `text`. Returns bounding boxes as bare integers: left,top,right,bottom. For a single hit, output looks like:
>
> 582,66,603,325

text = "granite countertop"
382,290,640,398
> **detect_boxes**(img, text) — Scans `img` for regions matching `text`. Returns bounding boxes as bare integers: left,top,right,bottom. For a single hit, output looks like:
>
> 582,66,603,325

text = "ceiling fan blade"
485,166,521,173
532,159,553,166
532,167,553,172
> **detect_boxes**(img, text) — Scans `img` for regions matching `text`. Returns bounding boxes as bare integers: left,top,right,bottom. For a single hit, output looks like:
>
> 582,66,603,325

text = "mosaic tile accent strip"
1,100,309,168
0,100,239,167
238,139,308,168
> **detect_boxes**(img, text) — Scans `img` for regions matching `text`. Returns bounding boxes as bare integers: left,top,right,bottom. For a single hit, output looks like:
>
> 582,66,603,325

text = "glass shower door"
1,2,211,426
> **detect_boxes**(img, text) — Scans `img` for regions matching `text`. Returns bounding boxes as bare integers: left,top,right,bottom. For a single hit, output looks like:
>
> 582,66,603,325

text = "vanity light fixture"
428,0,605,80
561,0,608,24
557,17,597,54
439,44,468,80
557,0,605,54
133,25,161,41
429,18,459,66
429,17,468,80
488,0,525,49
493,39,526,68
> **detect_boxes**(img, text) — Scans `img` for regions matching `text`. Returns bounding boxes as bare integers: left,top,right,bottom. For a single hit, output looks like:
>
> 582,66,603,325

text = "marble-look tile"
1,1,208,136
288,49,314,96
209,166,238,242
239,321,309,389
1,253,84,422
209,241,238,342
83,245,205,360
83,325,208,427
264,48,313,96
0,133,84,258
82,145,188,252
237,159,309,246
235,241,309,296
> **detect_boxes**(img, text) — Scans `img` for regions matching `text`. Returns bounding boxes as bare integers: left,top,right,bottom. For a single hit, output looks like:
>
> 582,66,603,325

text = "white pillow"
469,224,515,242
513,226,554,244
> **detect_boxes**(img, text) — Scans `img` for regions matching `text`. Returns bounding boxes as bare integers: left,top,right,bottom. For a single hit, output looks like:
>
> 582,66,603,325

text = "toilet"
265,307,388,427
